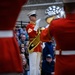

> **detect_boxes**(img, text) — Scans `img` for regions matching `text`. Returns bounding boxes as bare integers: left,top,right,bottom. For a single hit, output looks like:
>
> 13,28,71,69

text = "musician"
40,0,75,75
26,10,42,75
0,0,27,75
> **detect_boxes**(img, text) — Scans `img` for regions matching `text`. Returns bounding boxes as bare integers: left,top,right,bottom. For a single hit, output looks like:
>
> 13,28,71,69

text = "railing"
16,21,29,27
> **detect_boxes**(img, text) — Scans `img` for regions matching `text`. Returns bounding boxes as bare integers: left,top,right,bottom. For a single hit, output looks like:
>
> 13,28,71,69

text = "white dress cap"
27,10,36,17
63,0,75,3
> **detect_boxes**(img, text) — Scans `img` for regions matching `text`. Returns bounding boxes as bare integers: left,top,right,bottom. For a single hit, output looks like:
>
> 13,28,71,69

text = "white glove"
34,19,41,31
60,11,65,18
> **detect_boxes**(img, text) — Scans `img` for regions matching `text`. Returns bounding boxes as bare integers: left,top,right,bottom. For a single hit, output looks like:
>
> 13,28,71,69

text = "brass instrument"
45,16,55,24
45,5,64,24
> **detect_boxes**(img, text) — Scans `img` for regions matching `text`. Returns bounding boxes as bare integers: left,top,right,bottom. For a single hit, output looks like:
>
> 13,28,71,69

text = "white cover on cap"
63,0,75,3
28,10,36,17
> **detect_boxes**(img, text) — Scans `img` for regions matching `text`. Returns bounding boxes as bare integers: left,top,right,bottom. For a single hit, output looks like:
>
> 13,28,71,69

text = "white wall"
17,9,47,26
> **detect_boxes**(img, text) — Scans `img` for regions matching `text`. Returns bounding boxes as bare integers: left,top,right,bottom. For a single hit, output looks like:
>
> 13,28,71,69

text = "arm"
40,18,55,42
26,24,38,38
40,27,52,42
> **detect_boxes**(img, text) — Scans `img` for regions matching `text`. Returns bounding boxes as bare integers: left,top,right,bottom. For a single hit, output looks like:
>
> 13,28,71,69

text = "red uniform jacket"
0,0,27,73
26,22,42,52
40,14,75,75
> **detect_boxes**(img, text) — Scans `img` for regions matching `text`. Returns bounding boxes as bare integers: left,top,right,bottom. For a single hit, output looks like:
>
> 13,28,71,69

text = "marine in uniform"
0,0,27,75
26,10,42,75
40,0,75,75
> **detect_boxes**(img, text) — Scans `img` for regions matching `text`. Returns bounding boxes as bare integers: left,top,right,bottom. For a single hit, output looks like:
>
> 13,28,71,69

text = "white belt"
0,30,13,38
55,50,75,55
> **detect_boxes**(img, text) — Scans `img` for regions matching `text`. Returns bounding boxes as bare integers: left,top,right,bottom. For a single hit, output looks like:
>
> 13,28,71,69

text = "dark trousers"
41,70,51,75
23,70,28,75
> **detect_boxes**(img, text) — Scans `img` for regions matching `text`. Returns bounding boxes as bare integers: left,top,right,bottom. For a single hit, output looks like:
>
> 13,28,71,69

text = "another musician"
26,10,42,75
0,0,27,75
40,0,75,75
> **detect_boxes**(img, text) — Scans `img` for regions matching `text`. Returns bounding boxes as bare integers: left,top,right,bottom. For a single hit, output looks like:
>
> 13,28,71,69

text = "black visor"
30,14,37,17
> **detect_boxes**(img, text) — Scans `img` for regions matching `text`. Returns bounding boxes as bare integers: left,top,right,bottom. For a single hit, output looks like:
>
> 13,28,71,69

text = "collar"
66,13,75,20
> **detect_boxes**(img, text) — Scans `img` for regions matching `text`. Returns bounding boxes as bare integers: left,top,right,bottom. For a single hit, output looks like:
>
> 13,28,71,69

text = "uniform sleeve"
26,25,38,38
40,21,54,42
40,27,51,42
